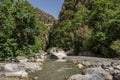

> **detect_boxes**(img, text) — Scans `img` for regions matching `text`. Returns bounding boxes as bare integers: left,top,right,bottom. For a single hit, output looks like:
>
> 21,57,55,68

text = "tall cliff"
36,8,55,26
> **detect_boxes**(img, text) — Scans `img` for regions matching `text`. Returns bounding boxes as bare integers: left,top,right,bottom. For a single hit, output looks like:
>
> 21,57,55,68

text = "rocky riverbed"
66,56,120,80
0,48,120,80
0,56,120,80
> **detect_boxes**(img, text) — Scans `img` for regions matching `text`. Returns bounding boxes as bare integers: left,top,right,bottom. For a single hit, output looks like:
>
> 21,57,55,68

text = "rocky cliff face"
59,0,95,21
36,8,55,25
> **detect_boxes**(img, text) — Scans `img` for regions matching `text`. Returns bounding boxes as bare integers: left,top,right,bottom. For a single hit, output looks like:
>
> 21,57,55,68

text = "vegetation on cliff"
49,0,120,57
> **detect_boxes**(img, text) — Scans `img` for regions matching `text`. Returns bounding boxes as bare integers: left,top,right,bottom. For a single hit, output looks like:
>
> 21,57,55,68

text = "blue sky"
29,0,64,19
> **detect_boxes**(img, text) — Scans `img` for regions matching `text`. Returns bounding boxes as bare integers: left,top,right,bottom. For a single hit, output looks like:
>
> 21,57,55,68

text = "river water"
29,60,81,80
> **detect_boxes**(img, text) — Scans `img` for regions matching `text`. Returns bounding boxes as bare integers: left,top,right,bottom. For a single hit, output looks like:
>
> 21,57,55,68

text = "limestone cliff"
36,8,55,25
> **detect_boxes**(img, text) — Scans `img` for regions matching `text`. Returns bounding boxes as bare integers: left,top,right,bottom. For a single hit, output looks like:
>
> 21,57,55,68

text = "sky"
29,0,64,19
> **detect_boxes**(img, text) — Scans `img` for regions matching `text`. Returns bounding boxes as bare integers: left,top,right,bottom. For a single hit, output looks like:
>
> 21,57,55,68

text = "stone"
4,64,24,72
114,65,120,70
3,63,28,77
104,67,114,71
28,57,35,62
89,62,102,68
109,70,120,80
68,74,90,80
101,61,111,68
35,58,44,62
68,74,105,80
13,56,28,63
34,50,47,62
114,73,120,80
76,63,83,69
83,67,113,80
35,50,47,59
83,67,107,74
109,69,120,75
50,47,67,59
81,61,90,66
4,71,28,77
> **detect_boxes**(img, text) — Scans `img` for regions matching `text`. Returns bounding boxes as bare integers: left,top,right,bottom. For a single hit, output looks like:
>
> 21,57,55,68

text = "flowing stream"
29,60,81,80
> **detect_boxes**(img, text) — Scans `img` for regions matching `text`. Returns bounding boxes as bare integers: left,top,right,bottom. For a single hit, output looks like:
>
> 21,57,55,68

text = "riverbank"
0,56,120,80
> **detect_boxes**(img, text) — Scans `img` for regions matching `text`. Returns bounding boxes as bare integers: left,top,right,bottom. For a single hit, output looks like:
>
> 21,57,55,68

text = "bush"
110,40,120,55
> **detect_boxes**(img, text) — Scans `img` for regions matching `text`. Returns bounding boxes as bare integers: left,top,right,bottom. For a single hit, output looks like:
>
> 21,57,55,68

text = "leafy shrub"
110,40,120,55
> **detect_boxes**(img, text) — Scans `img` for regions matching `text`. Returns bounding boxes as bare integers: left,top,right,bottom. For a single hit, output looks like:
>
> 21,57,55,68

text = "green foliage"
74,26,92,52
50,0,91,53
50,20,74,50
0,0,46,60
50,0,120,57
88,0,120,57
110,40,120,55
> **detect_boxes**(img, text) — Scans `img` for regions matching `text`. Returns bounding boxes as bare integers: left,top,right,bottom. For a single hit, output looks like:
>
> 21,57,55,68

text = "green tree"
88,0,120,57
0,0,46,59
49,0,91,53
0,0,16,59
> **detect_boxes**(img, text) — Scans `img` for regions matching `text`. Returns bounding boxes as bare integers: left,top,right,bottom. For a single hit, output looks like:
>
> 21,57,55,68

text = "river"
29,59,81,80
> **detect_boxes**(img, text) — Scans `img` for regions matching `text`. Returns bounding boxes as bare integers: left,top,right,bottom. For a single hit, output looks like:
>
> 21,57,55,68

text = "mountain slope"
36,8,55,25
49,0,120,57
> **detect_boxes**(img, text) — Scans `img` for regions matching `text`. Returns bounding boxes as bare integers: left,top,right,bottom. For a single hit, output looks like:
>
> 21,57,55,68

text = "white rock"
3,63,28,77
76,63,83,69
68,74,104,80
35,58,44,62
4,63,24,72
104,67,114,71
114,65,120,70
50,48,67,59
83,67,113,80
4,71,28,77
82,61,90,66
13,56,28,63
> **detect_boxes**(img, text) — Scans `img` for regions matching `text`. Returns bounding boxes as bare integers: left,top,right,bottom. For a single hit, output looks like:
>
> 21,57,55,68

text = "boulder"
34,50,47,62
3,63,28,77
50,47,67,59
35,50,47,59
104,67,114,71
83,67,113,80
35,58,45,62
114,65,120,70
68,74,105,80
114,73,120,80
4,64,23,72
76,63,83,69
89,62,102,68
109,70,120,80
28,57,35,62
83,67,106,74
13,56,28,63
81,61,91,66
